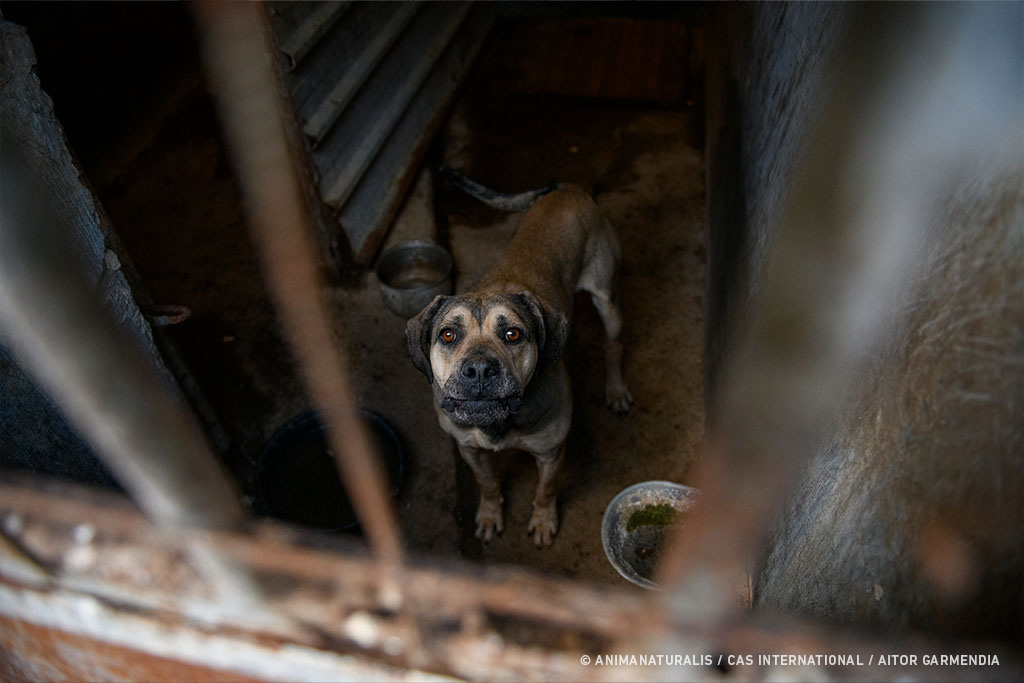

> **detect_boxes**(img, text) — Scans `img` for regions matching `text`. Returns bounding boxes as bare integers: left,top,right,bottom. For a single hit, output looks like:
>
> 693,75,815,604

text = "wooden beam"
2,476,1019,682
339,6,494,264
302,3,421,146
318,2,472,209
278,1,352,71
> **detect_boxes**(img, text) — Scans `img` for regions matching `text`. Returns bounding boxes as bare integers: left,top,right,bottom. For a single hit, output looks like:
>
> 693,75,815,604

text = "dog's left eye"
504,327,523,344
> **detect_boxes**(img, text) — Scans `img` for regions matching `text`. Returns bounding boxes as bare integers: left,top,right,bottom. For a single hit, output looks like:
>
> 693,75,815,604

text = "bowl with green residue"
601,481,699,589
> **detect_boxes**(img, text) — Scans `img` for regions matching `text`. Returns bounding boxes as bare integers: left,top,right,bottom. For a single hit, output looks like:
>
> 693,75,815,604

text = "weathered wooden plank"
269,1,489,265
284,2,397,115
505,18,689,102
317,2,472,208
620,20,648,99
338,6,494,263
278,1,352,71
0,615,263,683
3,476,1019,682
267,2,316,46
598,20,627,99
302,2,420,146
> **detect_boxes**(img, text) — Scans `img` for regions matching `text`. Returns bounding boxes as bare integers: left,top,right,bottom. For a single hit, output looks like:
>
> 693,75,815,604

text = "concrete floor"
97,14,707,587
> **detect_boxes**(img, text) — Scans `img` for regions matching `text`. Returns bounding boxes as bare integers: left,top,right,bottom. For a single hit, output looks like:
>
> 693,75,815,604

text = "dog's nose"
461,356,499,382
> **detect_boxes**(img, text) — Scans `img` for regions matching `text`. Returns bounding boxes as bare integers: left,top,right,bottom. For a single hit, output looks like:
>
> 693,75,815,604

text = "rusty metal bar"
192,0,403,566
0,136,302,635
0,139,244,532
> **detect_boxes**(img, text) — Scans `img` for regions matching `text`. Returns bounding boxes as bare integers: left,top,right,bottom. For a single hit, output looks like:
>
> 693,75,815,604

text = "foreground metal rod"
0,141,244,532
193,1,403,566
0,140,299,631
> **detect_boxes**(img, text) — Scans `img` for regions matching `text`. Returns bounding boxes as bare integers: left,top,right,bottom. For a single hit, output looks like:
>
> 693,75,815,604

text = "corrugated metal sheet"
269,1,494,265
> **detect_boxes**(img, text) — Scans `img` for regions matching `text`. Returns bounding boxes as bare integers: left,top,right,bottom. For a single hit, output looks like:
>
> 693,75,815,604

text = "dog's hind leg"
579,224,635,414
590,290,634,414
458,444,504,542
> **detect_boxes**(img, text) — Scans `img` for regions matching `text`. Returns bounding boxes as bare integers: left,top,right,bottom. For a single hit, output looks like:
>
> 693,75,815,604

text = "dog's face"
407,291,567,428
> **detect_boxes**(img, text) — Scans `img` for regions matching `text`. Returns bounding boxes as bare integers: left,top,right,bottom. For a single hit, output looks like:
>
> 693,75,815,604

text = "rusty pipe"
192,0,404,567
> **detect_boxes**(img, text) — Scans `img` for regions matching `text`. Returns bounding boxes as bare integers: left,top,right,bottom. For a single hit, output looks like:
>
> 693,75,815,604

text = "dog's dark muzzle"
441,353,522,425
440,395,523,414
440,395,523,428
458,355,501,396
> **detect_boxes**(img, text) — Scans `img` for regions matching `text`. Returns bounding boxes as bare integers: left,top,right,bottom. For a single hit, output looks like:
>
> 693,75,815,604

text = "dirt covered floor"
23,7,707,586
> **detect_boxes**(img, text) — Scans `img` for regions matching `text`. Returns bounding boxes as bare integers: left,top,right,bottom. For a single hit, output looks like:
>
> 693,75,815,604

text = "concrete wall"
704,3,847,401
705,3,1023,640
0,21,178,487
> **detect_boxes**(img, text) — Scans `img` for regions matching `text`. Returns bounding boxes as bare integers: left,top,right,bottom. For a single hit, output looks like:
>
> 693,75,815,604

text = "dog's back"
478,186,601,315
440,168,606,314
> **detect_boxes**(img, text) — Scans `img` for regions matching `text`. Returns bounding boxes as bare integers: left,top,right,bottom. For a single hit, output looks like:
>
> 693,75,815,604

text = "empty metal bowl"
601,480,699,589
376,241,453,318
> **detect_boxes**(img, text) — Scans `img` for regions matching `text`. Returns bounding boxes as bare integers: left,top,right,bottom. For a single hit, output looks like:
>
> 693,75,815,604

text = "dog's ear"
406,295,451,384
510,291,568,364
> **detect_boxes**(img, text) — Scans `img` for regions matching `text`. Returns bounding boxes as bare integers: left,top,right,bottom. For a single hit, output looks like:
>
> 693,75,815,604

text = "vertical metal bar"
192,1,404,566
0,138,300,632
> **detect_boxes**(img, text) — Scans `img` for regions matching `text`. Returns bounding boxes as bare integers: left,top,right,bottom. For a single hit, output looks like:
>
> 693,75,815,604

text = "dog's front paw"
528,502,559,547
475,496,504,542
606,382,635,415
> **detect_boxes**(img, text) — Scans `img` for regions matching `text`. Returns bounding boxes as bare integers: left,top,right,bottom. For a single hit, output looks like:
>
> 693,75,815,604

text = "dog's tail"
438,166,559,212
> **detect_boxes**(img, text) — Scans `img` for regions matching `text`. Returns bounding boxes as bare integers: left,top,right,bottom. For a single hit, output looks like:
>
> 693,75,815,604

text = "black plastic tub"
253,410,403,533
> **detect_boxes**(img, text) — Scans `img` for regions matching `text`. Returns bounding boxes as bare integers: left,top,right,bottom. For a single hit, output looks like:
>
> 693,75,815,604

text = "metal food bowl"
601,480,699,589
376,241,453,318
254,410,403,533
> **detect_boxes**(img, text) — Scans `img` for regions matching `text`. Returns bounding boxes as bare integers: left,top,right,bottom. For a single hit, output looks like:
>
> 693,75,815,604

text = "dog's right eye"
439,328,458,345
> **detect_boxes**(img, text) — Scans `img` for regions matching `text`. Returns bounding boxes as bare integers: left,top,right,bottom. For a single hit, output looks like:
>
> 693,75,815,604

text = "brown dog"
407,170,633,546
